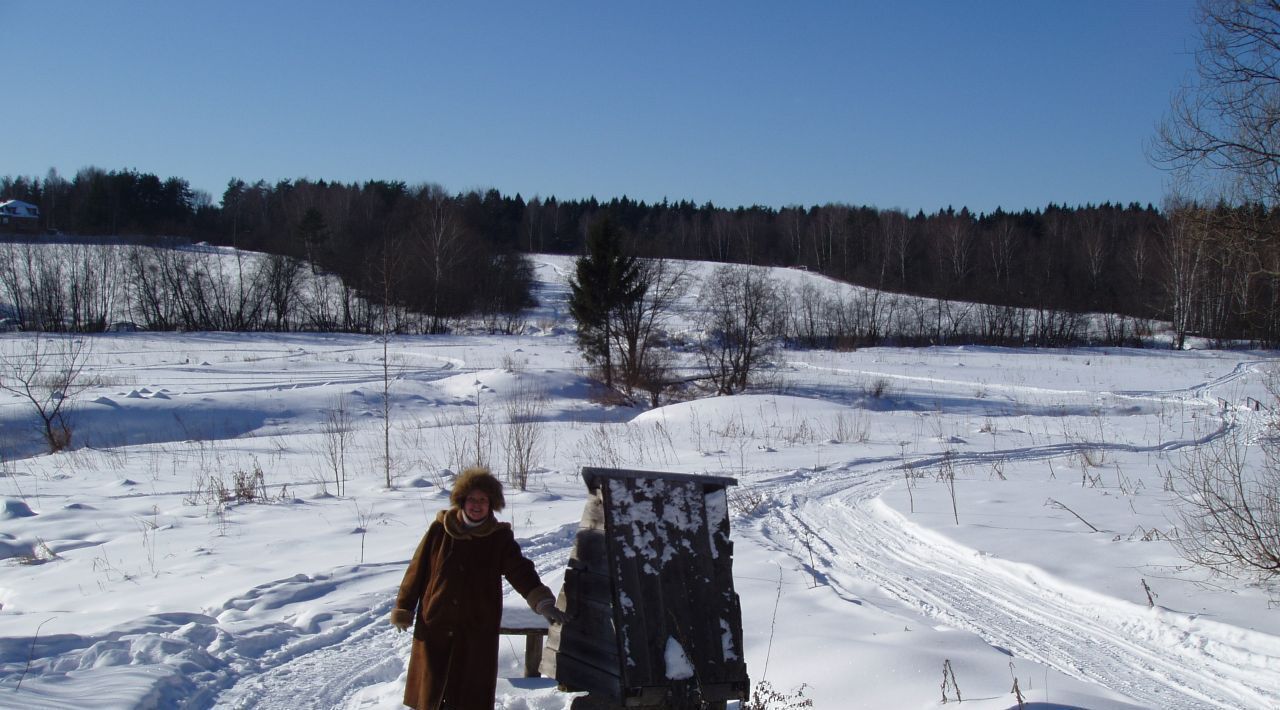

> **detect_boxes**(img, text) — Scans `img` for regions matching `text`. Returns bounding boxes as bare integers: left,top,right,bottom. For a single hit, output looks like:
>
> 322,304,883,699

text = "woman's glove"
535,598,570,625
390,608,413,632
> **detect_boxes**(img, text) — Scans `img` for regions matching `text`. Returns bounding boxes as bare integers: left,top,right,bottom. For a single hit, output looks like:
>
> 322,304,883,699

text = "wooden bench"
500,604,550,678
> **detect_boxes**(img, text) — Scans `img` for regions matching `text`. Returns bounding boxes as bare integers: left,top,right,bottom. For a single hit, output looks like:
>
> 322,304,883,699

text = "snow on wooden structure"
541,467,749,709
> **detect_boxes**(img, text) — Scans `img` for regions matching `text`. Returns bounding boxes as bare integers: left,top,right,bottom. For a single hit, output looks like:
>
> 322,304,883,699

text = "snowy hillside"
1,255,1278,709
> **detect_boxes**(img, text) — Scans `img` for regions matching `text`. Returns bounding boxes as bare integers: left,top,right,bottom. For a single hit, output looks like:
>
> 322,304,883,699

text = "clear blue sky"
4,1,1199,215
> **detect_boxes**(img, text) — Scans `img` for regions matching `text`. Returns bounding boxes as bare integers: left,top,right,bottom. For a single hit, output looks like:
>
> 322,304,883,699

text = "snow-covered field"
2,256,1279,709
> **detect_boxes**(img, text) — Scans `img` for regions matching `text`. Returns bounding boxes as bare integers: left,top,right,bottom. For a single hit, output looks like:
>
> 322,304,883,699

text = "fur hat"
450,466,505,512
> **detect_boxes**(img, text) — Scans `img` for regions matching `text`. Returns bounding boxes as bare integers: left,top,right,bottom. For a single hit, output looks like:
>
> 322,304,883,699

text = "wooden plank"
695,486,748,683
543,628,619,686
637,477,717,695
595,477,624,671
555,620,608,654
611,551,654,684
497,625,549,678
565,567,614,605
570,591,617,628
682,498,726,683
553,630,621,670
691,483,747,685
548,513,625,697
653,491,706,701
686,483,728,677
582,466,738,492
499,626,548,636
524,634,543,678
604,475,662,686
556,597,619,660
552,651,624,699
553,568,618,659
700,681,751,702
568,695,628,710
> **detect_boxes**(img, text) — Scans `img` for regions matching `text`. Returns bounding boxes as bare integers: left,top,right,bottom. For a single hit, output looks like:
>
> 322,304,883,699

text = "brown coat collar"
437,507,507,540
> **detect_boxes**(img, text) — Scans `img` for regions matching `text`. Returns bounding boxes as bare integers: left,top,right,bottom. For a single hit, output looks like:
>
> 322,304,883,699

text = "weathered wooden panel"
570,565,614,598
547,651,622,697
552,626,620,671
558,597,617,648
606,473,731,687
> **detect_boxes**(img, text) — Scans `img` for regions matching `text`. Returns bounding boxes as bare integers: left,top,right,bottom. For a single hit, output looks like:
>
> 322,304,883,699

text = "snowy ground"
1,256,1279,709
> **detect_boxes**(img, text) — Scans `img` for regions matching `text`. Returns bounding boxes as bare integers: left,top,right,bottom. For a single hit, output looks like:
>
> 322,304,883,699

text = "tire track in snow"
746,432,1280,709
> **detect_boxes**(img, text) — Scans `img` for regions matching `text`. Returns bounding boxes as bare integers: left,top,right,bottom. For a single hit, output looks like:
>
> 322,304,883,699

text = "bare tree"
1154,0,1280,342
1163,204,1212,349
320,394,352,496
0,334,94,452
1173,425,1280,584
414,185,471,334
981,215,1015,296
522,196,544,252
373,237,406,488
612,257,689,401
1080,211,1111,305
1156,0,1280,209
697,265,782,395
784,280,828,348
502,380,546,491
938,210,974,294
263,253,304,331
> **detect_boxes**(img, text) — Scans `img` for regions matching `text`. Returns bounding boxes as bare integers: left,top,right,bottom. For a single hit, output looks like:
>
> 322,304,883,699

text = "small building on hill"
0,200,40,233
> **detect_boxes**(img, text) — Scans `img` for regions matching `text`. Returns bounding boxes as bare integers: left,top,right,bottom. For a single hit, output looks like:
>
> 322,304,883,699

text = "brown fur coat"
392,507,553,710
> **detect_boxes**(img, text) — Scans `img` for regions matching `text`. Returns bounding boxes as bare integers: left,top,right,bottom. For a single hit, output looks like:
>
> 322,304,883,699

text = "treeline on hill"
1,169,533,334
3,166,1279,346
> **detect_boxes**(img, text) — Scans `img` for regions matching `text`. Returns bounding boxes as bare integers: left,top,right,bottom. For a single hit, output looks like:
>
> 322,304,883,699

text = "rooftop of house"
0,200,40,217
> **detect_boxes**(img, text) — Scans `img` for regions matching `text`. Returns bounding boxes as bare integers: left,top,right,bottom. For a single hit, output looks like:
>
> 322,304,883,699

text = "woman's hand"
535,598,570,625
390,609,413,632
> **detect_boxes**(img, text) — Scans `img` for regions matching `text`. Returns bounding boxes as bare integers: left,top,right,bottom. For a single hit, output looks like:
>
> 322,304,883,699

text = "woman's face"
463,490,490,521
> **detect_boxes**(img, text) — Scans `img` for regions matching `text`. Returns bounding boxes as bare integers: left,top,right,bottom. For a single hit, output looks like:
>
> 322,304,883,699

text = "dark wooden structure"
541,467,749,708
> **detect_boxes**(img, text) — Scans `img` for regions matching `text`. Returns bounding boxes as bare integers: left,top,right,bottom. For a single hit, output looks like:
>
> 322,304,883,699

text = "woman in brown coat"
391,467,568,710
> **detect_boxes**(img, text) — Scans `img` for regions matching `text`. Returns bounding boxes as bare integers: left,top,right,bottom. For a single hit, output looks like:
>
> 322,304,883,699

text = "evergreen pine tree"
568,214,645,389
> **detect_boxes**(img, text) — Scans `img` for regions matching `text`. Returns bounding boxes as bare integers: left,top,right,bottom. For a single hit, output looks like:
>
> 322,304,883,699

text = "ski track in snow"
752,471,1279,709
18,345,1279,708
744,359,1280,710
202,526,574,709
212,598,405,710
203,355,1271,709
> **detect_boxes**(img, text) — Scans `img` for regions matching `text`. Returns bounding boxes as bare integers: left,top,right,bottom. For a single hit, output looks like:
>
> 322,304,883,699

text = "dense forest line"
2,166,1278,346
